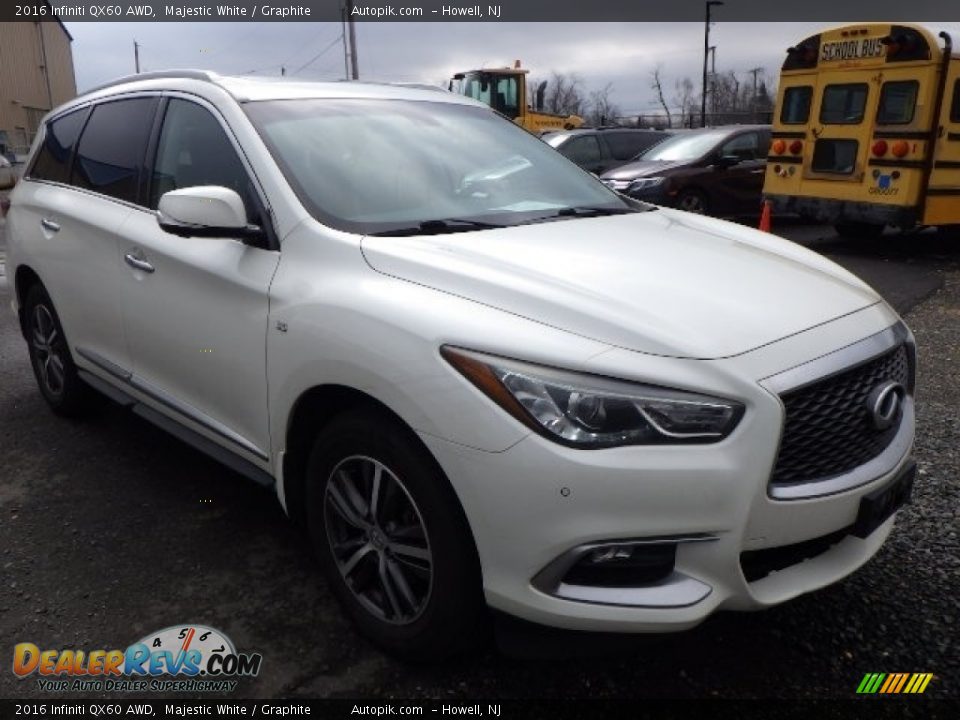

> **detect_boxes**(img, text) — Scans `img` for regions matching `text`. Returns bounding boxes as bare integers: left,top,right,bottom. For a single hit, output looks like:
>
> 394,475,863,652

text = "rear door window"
72,97,158,204
605,132,651,161
29,109,87,184
780,86,812,124
811,139,859,174
877,81,919,125
560,136,602,165
820,84,868,124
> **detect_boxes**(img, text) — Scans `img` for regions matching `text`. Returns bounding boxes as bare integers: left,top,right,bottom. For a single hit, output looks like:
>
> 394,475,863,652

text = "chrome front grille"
772,343,912,487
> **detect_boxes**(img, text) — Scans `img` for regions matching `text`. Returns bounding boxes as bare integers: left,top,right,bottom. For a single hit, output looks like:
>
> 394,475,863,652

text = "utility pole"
341,2,349,79
134,40,141,74
701,1,723,128
346,4,359,80
709,46,716,115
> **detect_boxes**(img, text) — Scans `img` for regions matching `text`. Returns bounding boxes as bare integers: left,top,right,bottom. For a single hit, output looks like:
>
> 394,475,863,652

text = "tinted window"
72,98,157,203
812,139,858,174
820,84,868,124
560,136,602,165
780,86,812,124
720,132,763,161
150,99,257,221
605,132,665,161
30,109,87,184
877,81,918,125
950,79,960,123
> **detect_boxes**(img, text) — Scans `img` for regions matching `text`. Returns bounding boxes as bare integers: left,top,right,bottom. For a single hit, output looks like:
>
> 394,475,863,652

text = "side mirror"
715,155,742,169
157,186,262,241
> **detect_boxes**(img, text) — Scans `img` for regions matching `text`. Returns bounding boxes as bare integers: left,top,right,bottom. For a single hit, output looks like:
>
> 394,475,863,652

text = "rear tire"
305,408,487,660
834,222,885,240
23,284,97,417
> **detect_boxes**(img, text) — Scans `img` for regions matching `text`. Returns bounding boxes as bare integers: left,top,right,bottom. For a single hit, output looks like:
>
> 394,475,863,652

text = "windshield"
244,99,633,235
639,130,728,162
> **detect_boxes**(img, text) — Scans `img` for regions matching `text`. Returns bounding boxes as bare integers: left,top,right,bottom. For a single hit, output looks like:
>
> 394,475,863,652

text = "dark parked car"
600,125,771,217
543,127,673,174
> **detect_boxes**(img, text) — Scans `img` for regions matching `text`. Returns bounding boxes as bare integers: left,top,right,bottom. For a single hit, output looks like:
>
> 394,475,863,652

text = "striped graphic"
857,672,934,694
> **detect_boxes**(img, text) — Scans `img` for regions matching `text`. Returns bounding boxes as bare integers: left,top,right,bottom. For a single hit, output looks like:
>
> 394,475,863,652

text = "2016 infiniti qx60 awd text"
6,71,916,658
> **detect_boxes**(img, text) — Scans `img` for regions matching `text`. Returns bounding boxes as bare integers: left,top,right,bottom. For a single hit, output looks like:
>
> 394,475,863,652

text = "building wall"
0,19,77,154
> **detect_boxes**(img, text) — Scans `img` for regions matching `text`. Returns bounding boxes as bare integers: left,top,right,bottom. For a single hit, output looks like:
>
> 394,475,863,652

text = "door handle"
41,218,60,232
124,251,155,274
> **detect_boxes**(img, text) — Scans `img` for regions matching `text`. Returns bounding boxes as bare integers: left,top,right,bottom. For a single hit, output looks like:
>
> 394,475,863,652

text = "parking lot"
1,209,958,699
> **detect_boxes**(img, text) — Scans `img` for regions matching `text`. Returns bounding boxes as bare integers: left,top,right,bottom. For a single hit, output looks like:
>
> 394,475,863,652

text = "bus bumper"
765,195,919,228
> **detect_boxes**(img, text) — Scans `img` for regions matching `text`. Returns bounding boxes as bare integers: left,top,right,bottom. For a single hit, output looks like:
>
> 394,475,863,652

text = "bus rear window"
811,139,858,174
820,84,868,124
780,87,812,124
878,81,919,125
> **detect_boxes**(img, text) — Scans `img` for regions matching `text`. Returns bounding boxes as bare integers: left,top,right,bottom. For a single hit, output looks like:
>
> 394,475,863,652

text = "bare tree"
650,65,672,128
672,77,696,128
544,72,585,117
586,83,620,127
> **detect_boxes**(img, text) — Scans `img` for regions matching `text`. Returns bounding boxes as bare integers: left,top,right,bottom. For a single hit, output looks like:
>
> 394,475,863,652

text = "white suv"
6,71,916,659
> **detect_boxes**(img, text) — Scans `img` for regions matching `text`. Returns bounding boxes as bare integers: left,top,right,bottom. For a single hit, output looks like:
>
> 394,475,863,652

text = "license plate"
852,461,915,539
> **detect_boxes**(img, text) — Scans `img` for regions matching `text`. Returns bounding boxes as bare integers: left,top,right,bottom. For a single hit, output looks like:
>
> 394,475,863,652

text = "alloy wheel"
31,304,66,397
678,192,706,214
324,455,433,625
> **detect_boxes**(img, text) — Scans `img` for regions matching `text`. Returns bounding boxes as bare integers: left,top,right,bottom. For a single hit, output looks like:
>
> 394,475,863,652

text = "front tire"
675,188,708,215
23,284,96,417
306,408,486,660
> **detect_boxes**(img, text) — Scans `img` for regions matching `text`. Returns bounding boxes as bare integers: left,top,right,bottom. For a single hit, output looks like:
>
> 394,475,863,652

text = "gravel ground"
0,224,956,703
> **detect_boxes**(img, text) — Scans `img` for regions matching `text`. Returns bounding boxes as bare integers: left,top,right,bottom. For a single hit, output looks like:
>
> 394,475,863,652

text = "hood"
601,160,689,180
360,209,880,360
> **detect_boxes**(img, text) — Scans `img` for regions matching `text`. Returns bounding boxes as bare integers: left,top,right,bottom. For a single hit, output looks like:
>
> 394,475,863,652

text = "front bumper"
421,307,914,633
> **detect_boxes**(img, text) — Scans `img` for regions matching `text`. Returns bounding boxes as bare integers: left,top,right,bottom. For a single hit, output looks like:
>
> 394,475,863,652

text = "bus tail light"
789,140,803,154
772,140,786,155
872,140,889,157
891,140,909,158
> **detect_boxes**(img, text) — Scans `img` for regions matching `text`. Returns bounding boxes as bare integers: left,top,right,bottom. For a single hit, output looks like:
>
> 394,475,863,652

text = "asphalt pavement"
0,217,958,701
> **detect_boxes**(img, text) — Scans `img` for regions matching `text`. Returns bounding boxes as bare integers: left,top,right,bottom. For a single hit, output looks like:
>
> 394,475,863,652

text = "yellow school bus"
764,23,960,238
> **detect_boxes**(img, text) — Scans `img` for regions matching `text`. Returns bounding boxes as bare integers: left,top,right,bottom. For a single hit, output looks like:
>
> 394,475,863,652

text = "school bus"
763,23,960,238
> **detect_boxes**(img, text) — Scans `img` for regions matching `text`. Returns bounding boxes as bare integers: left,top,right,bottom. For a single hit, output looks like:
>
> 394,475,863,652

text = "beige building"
0,10,77,156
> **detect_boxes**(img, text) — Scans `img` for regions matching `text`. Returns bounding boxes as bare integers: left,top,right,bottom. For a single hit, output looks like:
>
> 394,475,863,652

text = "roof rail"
83,69,219,96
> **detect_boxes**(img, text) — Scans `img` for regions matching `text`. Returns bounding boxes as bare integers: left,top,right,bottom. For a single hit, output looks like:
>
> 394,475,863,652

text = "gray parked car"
543,127,673,174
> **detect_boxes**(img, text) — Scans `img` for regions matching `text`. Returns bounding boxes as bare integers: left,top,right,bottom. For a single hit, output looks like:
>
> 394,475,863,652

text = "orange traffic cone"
758,200,772,233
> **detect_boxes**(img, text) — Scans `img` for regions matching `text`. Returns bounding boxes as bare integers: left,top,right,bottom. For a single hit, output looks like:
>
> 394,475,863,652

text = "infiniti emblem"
866,381,905,431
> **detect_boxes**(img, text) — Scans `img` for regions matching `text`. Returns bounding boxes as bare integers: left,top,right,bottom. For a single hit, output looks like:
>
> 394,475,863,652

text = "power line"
292,34,345,76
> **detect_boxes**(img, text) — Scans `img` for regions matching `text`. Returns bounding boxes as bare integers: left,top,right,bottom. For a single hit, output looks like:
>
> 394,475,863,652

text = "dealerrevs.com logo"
13,625,262,693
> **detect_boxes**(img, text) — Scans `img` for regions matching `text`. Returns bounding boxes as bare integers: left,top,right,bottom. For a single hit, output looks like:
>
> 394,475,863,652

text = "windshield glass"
639,130,728,162
244,99,632,235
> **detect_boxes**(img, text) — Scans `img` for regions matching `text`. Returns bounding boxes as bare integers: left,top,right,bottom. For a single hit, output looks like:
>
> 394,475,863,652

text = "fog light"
563,542,677,587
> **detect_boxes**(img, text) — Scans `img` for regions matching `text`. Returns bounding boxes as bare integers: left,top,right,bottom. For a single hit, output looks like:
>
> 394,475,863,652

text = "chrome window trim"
760,321,915,500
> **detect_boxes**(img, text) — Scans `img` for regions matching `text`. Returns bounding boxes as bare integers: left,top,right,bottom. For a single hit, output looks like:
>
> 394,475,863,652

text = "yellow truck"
450,64,584,133
764,23,960,238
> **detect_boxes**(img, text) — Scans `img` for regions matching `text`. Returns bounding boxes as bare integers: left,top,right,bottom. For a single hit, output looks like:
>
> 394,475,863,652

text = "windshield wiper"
369,218,506,237
520,206,639,225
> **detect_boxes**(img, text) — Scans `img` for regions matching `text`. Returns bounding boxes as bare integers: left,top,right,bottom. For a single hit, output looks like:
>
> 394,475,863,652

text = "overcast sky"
64,21,960,115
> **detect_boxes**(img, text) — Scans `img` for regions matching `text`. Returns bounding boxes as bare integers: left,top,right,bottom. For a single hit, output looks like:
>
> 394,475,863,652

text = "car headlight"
441,347,743,448
628,177,666,192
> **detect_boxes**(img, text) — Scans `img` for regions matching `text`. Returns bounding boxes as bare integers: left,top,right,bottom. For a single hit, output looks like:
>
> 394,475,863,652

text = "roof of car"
75,69,479,108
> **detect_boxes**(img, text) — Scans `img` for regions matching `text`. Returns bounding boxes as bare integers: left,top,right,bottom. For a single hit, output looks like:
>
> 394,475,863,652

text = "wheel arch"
281,384,478,557
13,264,44,338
